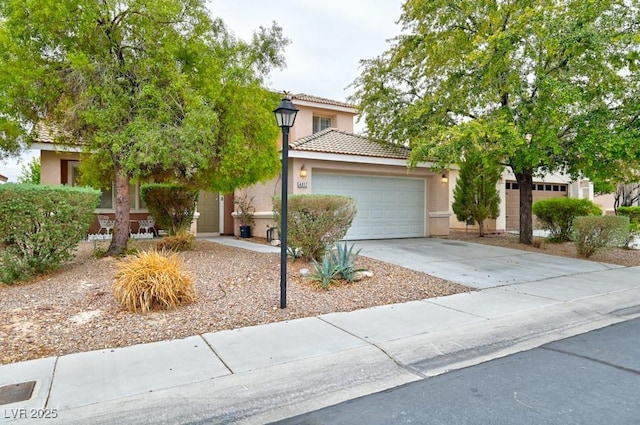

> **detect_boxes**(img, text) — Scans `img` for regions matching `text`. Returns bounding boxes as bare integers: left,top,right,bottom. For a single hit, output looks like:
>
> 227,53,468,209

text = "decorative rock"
299,268,311,277
270,239,281,246
353,270,374,281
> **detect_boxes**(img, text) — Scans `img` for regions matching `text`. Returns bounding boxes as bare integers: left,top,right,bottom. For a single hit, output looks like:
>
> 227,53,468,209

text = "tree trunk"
478,219,485,237
107,165,131,256
515,168,533,245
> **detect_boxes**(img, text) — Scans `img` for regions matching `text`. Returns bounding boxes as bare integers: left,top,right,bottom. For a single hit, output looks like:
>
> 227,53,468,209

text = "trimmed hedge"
532,197,602,242
574,215,629,258
141,184,198,236
617,206,640,225
0,184,100,284
273,194,356,261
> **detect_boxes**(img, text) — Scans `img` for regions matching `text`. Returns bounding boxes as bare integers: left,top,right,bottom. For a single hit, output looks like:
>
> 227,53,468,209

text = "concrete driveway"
352,238,623,289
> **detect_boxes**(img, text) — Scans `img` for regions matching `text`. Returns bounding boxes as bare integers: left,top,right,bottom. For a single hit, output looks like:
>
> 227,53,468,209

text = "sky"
1,0,405,182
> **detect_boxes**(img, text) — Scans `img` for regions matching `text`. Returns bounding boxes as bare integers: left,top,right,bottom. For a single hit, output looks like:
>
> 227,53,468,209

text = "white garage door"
312,173,426,240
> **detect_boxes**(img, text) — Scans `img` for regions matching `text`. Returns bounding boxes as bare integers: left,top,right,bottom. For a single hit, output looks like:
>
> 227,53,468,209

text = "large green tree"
0,0,287,255
352,0,640,244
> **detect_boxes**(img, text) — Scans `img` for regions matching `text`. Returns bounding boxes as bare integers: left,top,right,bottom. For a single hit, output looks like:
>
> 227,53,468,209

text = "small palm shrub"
574,215,630,258
113,250,196,313
155,232,195,252
532,198,602,242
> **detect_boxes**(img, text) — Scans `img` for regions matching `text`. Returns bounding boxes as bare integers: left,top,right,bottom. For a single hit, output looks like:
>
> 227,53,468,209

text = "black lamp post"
273,97,298,309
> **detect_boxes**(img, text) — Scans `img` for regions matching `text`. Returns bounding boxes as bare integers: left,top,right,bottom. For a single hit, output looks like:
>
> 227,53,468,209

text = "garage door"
505,181,568,231
312,173,425,240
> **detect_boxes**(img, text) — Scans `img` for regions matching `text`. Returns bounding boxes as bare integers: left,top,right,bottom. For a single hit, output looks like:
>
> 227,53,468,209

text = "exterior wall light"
299,165,307,178
441,173,448,184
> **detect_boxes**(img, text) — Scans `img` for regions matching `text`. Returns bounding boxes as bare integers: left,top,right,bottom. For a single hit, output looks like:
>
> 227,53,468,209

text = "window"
313,116,331,133
98,184,147,210
560,185,567,192
99,184,114,209
67,161,81,186
545,184,552,191
506,182,511,189
537,184,544,191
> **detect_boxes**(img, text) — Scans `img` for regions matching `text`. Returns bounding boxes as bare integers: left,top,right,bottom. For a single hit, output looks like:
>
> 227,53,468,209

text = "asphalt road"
272,317,640,425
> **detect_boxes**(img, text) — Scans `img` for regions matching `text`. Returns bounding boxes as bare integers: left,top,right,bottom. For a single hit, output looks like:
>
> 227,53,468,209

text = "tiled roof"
291,93,356,109
33,123,71,144
290,128,410,160
0,174,7,182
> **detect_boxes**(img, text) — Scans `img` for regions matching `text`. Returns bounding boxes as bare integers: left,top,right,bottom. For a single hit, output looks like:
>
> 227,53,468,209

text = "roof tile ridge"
290,127,336,148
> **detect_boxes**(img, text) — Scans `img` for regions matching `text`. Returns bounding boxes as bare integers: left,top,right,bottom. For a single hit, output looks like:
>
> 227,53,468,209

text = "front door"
197,191,219,233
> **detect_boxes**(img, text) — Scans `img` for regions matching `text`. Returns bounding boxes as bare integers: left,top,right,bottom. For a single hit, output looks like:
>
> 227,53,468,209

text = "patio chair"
97,215,115,235
137,215,156,235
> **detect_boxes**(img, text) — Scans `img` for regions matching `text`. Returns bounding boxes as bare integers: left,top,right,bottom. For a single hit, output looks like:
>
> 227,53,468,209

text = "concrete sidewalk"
1,238,639,424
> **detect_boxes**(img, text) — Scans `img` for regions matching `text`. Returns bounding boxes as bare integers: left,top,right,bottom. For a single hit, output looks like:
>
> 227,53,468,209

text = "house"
231,93,451,240
34,91,595,238
33,128,166,235
0,173,7,183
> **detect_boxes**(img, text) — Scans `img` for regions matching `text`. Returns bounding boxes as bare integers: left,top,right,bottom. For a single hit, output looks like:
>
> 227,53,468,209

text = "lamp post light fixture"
274,97,299,309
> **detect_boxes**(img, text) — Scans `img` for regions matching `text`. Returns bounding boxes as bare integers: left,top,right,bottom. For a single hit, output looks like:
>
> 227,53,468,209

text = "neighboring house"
448,169,594,233
0,173,7,183
234,93,451,240
594,184,640,216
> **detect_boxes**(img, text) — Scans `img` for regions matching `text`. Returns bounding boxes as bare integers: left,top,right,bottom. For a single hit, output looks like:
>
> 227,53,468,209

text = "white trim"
231,211,275,219
292,99,357,114
288,150,437,169
429,211,452,218
32,142,83,152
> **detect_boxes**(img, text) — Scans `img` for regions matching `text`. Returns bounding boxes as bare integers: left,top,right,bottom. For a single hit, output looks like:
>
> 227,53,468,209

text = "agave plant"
310,256,338,289
327,242,366,282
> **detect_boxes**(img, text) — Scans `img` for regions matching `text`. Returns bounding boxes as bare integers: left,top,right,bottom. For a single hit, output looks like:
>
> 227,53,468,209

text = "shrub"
234,194,255,227
327,242,366,282
532,198,602,242
273,194,356,261
616,206,640,223
311,242,367,288
155,232,195,252
0,184,99,285
617,206,640,248
311,256,338,289
141,184,198,236
113,250,196,312
574,215,630,258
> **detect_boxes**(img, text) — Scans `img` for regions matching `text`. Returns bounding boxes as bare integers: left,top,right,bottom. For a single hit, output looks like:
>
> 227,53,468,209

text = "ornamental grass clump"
113,250,196,313
155,232,195,252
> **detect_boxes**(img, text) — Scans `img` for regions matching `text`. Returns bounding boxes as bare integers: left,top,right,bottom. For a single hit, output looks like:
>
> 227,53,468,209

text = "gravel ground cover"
442,231,640,267
2,233,637,365
0,239,468,364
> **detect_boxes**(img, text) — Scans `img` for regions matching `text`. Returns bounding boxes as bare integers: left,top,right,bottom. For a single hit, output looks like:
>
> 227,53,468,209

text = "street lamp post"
273,97,298,309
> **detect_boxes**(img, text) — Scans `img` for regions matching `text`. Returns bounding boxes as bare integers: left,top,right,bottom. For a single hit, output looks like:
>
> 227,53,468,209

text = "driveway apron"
352,238,622,289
